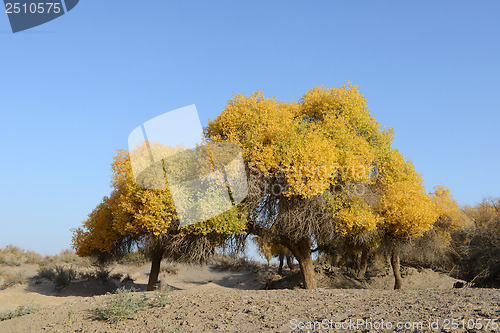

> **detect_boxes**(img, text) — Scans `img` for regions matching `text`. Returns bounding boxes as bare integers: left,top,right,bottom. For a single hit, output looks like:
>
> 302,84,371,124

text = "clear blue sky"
1,1,499,255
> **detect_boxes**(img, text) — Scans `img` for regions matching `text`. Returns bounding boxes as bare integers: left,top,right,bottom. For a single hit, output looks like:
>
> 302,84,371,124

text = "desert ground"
0,254,499,333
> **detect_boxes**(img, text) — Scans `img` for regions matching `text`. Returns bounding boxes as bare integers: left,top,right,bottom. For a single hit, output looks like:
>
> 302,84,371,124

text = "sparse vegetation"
0,303,38,321
96,288,147,323
54,265,75,289
58,249,80,264
95,286,176,324
67,310,73,327
0,246,86,267
160,264,178,275
122,274,134,283
118,251,149,266
150,286,173,308
212,256,256,271
37,266,56,280
1,273,26,289
95,267,110,281
454,199,500,287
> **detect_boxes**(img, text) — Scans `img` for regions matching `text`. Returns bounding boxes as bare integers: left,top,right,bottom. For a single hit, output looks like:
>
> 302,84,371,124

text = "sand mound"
266,264,465,290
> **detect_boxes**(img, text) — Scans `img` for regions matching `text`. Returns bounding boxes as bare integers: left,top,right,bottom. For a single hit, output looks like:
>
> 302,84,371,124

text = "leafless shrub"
160,264,178,275
37,266,56,280
54,265,75,289
1,273,26,289
117,251,148,266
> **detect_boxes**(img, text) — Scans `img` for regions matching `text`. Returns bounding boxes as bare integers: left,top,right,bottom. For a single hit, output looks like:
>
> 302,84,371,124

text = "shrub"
150,286,173,308
39,255,57,267
122,274,134,283
0,245,26,266
160,264,179,275
37,266,56,280
95,267,110,281
54,266,75,289
24,251,43,265
110,273,123,280
454,199,500,287
96,288,147,323
0,303,38,321
118,251,148,266
1,273,26,289
212,256,251,271
59,249,79,263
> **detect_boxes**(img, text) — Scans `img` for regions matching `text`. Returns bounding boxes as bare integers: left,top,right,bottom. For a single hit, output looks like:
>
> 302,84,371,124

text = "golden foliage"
376,150,437,238
464,198,500,231
431,185,471,231
205,83,456,245
205,83,393,199
74,83,466,261
72,144,246,258
327,193,380,235
71,194,122,257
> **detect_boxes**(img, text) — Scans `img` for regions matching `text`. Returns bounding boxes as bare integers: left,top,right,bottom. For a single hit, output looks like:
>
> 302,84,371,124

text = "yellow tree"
395,186,471,274
429,185,472,249
205,83,394,288
375,149,439,289
253,236,295,274
72,192,131,264
73,145,247,291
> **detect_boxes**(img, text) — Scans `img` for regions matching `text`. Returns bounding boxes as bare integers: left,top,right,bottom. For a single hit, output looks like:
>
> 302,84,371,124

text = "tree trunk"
391,248,402,290
147,249,164,291
278,252,285,275
290,238,317,289
355,253,361,276
357,249,369,278
331,252,339,267
286,255,295,272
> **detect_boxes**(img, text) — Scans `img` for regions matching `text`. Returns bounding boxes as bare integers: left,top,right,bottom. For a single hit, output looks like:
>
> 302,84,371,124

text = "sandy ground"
0,261,498,332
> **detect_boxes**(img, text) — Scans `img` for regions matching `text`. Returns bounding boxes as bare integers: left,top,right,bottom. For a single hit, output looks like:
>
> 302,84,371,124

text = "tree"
205,83,394,289
72,144,247,291
253,236,273,266
374,149,439,289
407,186,472,268
460,198,500,286
71,192,132,265
253,236,295,274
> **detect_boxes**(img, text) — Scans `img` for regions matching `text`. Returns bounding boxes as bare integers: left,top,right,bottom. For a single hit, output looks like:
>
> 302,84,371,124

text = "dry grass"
211,255,261,272
95,288,147,323
1,273,27,289
95,287,174,324
0,245,87,267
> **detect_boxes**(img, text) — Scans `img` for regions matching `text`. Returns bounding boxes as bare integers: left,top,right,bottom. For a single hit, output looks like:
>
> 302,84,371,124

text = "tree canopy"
74,82,467,290
205,83,461,289
72,145,247,290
